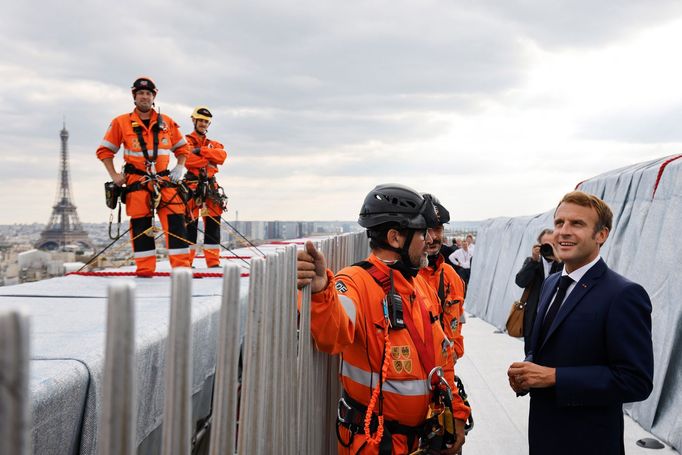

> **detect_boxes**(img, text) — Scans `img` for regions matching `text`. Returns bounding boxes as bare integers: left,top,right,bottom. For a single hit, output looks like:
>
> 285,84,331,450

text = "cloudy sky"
2,0,682,225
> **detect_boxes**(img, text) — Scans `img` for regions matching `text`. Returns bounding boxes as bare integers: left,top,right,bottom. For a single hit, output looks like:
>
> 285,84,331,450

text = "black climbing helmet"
358,183,437,230
422,193,450,226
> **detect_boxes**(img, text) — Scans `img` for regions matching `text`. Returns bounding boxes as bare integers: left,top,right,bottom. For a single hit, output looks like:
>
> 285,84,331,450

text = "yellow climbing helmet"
191,106,213,121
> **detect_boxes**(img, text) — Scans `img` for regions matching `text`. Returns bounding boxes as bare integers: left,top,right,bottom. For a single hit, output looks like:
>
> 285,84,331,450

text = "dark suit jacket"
515,257,562,354
526,259,653,455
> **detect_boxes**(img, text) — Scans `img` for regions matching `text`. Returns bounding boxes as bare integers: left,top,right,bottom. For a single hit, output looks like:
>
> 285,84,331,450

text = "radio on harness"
104,181,122,210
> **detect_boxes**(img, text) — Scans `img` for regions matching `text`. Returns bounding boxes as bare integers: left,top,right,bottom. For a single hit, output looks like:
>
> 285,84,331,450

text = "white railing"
94,233,368,455
0,232,368,455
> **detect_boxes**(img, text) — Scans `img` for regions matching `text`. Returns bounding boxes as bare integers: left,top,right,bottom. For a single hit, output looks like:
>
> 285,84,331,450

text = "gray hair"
537,228,554,243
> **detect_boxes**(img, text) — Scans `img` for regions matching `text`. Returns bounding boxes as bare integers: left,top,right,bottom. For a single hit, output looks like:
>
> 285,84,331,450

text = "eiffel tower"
36,123,94,252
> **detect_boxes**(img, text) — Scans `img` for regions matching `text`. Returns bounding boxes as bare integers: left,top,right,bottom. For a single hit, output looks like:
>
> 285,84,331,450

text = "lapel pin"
582,283,588,288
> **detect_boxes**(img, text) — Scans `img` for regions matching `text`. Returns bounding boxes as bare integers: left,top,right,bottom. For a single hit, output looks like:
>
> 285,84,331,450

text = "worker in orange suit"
297,184,470,455
96,76,191,276
183,106,228,268
418,194,466,360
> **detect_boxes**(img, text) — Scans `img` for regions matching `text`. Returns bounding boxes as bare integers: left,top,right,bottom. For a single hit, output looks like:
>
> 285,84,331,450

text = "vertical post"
209,264,241,455
238,257,265,455
161,268,193,455
0,310,31,455
99,282,137,455
326,237,341,454
296,281,313,454
283,245,298,455
260,254,278,453
270,252,285,453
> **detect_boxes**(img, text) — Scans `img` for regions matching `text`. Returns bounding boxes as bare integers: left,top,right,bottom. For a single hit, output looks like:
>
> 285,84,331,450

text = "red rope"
267,240,306,245
67,271,250,278
194,255,252,259
653,154,682,198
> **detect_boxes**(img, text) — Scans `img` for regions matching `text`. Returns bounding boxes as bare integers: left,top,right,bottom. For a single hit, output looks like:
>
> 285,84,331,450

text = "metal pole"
209,264,241,455
238,257,265,455
284,245,298,455
161,268,193,455
260,253,278,453
296,282,313,454
99,282,137,455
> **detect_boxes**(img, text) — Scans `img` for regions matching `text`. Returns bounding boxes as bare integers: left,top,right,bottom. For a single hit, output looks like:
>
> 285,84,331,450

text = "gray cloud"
478,0,682,49
577,105,682,143
1,0,681,223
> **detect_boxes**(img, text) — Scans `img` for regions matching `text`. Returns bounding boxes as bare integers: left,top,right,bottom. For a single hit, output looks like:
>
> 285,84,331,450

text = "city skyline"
3,2,682,224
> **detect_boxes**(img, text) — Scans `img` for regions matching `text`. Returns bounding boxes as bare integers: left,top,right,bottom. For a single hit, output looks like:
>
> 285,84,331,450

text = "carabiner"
428,367,444,391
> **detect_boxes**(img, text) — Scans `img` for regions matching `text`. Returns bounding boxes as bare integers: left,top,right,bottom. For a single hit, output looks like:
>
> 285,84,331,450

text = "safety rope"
364,328,391,446
218,216,266,257
195,223,251,268
76,227,131,273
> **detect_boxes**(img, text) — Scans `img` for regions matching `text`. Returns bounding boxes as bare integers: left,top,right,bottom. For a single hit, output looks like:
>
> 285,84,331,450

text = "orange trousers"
185,192,223,268
126,178,190,275
336,425,418,455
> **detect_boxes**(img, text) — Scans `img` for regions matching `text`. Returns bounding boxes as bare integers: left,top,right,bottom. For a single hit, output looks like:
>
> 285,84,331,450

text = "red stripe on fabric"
653,154,682,197
67,271,249,278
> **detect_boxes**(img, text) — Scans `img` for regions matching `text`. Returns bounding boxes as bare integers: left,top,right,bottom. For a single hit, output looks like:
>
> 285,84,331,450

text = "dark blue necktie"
540,275,574,341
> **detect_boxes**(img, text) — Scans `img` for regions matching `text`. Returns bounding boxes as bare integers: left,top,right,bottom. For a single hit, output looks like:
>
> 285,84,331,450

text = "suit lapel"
539,259,608,350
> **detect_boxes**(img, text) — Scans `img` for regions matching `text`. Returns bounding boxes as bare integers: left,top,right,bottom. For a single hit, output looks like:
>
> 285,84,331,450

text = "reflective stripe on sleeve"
171,137,187,151
341,363,429,396
338,295,357,325
101,140,119,152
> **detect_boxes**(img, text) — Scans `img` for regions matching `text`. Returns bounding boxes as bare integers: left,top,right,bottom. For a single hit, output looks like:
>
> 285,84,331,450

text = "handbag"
505,284,532,337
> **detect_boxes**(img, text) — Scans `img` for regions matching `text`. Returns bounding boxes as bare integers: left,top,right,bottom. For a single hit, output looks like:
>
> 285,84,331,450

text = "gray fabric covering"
465,155,682,450
0,270,250,455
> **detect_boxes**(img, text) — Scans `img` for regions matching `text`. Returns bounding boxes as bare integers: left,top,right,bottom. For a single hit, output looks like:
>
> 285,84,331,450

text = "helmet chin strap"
374,230,420,278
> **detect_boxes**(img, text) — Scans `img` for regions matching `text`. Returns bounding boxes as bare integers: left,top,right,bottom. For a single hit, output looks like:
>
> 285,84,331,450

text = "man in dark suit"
507,191,653,455
515,228,562,354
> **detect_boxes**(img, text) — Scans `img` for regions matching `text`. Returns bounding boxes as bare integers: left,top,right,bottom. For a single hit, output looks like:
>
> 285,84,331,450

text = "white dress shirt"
449,248,472,269
541,257,556,279
548,255,602,314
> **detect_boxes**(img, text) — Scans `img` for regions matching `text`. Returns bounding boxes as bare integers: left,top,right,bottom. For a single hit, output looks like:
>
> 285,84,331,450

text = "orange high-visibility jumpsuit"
96,110,190,275
419,254,466,359
183,131,227,268
311,254,470,454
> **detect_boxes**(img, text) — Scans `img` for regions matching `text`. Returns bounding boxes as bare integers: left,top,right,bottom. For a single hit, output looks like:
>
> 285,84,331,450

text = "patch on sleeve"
335,280,348,293
450,318,459,330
